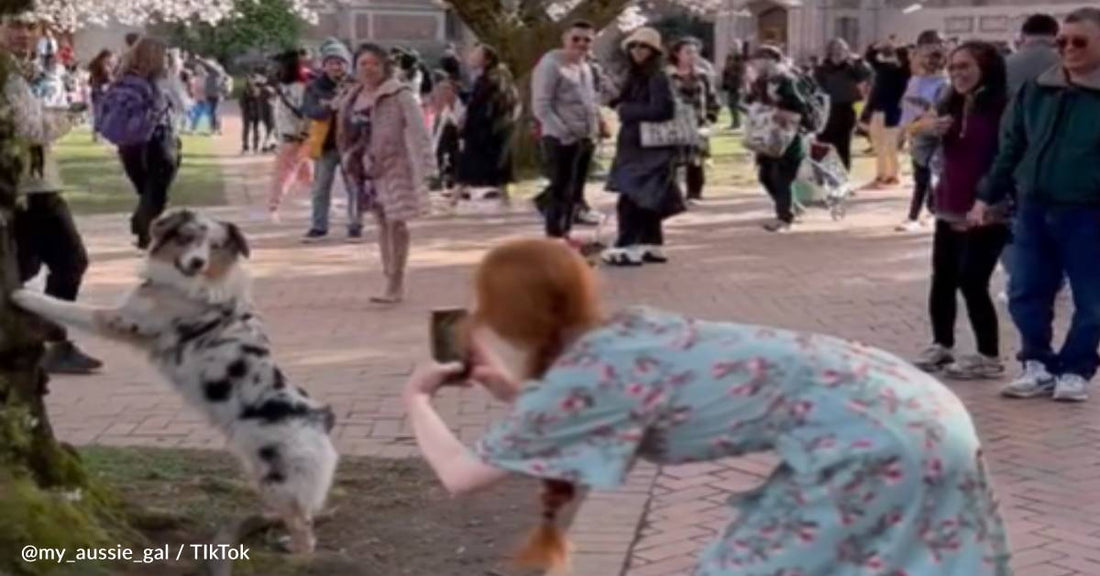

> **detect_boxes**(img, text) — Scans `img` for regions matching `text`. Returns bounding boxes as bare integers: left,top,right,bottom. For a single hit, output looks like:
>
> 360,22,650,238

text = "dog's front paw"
9,289,38,310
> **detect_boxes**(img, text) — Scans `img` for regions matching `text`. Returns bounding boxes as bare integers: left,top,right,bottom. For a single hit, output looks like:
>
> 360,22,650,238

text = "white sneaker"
1001,361,1056,398
600,247,643,267
1053,374,1089,402
895,220,922,232
944,354,1005,380
914,344,954,372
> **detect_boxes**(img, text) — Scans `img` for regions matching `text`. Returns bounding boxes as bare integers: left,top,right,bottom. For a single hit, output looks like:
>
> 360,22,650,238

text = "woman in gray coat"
602,27,682,267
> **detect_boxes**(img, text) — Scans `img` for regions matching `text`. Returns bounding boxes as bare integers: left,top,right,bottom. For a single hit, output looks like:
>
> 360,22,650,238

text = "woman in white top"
267,50,314,221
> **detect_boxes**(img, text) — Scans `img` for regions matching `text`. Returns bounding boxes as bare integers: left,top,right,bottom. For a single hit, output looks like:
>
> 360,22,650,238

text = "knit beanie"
319,37,351,66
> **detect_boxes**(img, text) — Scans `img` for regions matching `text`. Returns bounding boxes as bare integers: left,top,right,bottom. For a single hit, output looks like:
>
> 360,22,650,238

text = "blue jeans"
1008,202,1100,379
310,148,361,234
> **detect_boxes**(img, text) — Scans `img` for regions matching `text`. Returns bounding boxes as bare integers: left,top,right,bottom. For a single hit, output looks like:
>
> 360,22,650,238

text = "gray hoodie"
1006,39,1061,96
531,49,599,144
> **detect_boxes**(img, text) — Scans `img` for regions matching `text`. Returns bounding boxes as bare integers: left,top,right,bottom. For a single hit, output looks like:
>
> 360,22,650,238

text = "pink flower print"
559,391,593,413
634,356,660,374
924,458,944,484
882,460,904,484
789,400,814,421
599,364,619,385
529,461,547,474
864,555,884,570
665,371,693,388
713,361,745,380
809,435,837,451
849,438,874,450
642,389,665,411
626,382,647,396
796,522,817,543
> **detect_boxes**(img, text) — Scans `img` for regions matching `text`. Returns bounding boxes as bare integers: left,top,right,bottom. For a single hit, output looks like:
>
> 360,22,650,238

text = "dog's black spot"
240,397,310,424
227,359,248,379
176,317,224,348
258,444,279,462
203,379,233,402
262,469,287,484
241,344,269,357
252,374,262,386
272,369,287,390
240,313,254,322
320,405,336,433
296,386,309,398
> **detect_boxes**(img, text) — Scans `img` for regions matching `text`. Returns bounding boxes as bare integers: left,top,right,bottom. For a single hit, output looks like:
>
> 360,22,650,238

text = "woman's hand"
468,337,521,403
403,362,467,404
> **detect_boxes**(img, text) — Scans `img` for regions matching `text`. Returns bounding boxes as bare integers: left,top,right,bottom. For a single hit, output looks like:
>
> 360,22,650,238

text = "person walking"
669,37,720,203
240,69,267,154
746,45,811,233
864,40,910,187
896,31,949,232
267,50,314,222
910,42,1011,379
403,238,1011,576
195,56,229,136
4,12,102,374
720,47,747,130
337,43,436,304
105,38,180,250
87,49,116,142
302,37,361,242
455,43,519,201
531,20,604,239
601,27,680,266
972,8,1100,402
814,38,871,170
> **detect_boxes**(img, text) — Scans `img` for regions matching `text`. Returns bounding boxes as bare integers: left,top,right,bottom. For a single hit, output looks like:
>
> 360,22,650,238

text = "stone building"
714,0,1092,64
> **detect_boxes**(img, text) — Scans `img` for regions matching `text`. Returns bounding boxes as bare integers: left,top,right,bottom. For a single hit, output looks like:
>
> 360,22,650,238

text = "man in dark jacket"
814,38,871,170
302,37,360,242
972,8,1100,402
864,41,910,186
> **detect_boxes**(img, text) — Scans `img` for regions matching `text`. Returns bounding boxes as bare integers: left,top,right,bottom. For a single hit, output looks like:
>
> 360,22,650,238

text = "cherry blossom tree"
447,0,723,78
30,0,318,31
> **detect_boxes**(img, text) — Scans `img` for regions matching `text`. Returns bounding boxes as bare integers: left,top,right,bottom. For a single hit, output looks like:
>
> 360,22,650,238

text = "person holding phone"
897,31,949,232
864,40,911,187
910,42,1011,379
403,238,1010,576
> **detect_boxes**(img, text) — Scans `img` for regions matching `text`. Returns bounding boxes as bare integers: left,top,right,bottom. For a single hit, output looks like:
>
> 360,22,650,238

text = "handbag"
640,99,698,148
305,118,330,160
743,103,798,158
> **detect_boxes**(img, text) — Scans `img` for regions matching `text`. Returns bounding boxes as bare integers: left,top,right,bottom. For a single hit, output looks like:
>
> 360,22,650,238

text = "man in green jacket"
971,7,1100,402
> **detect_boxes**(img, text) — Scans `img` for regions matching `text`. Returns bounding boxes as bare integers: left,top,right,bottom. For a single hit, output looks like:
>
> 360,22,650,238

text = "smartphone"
430,308,471,380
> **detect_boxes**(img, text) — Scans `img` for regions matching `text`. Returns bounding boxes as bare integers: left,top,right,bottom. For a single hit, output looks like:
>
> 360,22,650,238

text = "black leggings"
758,156,800,223
615,194,663,248
818,103,857,170
908,160,934,221
686,163,705,200
15,193,89,342
930,220,1010,356
120,133,180,247
243,115,262,151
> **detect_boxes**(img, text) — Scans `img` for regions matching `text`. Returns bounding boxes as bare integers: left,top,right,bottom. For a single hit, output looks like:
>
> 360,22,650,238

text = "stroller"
792,140,852,221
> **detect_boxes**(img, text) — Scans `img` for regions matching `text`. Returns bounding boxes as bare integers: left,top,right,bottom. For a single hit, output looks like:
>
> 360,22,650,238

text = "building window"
835,16,860,50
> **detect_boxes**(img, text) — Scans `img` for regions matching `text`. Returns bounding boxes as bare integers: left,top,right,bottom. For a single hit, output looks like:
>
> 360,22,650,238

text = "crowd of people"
5,6,1100,574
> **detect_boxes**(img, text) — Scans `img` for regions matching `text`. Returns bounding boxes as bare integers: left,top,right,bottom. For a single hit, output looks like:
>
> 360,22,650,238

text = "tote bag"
743,103,799,158
640,99,698,148
305,118,331,160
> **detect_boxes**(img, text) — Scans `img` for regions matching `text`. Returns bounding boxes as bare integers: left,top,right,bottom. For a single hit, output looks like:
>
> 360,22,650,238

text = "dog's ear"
149,210,192,251
223,222,251,259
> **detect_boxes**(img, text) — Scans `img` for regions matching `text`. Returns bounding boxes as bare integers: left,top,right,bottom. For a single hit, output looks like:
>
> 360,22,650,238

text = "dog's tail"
204,514,278,576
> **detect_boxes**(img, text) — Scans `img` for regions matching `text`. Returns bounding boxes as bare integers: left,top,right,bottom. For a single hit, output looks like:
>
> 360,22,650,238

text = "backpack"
792,70,830,135
95,75,161,147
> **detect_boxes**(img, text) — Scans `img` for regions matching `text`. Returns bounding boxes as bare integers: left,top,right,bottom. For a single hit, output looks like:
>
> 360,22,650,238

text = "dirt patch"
71,447,566,576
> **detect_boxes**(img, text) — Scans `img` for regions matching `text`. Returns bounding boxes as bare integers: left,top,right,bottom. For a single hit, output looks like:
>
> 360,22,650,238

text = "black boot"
42,341,103,375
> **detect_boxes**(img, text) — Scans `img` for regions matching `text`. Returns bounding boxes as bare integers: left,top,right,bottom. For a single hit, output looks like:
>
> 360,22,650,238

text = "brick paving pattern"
43,112,1100,575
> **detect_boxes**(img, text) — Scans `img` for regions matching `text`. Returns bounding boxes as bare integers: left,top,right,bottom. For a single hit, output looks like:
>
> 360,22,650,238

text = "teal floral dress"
476,307,1011,576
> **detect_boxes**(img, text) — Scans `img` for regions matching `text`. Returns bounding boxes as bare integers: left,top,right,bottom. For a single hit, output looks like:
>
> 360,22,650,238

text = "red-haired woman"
403,238,1010,575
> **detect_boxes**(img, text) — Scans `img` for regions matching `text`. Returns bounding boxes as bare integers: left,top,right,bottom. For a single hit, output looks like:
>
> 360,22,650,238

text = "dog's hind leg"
284,505,316,555
204,514,279,576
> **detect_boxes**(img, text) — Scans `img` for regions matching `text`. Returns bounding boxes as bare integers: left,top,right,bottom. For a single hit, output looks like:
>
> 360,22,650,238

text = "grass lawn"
55,128,227,215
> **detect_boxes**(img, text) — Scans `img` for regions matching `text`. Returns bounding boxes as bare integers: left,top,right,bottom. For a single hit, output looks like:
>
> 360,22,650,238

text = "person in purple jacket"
910,41,1011,380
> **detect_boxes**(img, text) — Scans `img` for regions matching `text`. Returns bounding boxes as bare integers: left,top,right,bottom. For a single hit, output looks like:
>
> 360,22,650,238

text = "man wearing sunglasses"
972,7,1100,403
531,19,604,240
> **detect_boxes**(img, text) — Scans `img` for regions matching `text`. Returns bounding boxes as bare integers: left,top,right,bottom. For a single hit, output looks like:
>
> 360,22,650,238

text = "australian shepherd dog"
12,209,338,555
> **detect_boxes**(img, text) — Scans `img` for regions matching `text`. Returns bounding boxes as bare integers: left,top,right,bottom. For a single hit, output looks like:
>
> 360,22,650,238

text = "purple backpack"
96,75,161,147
